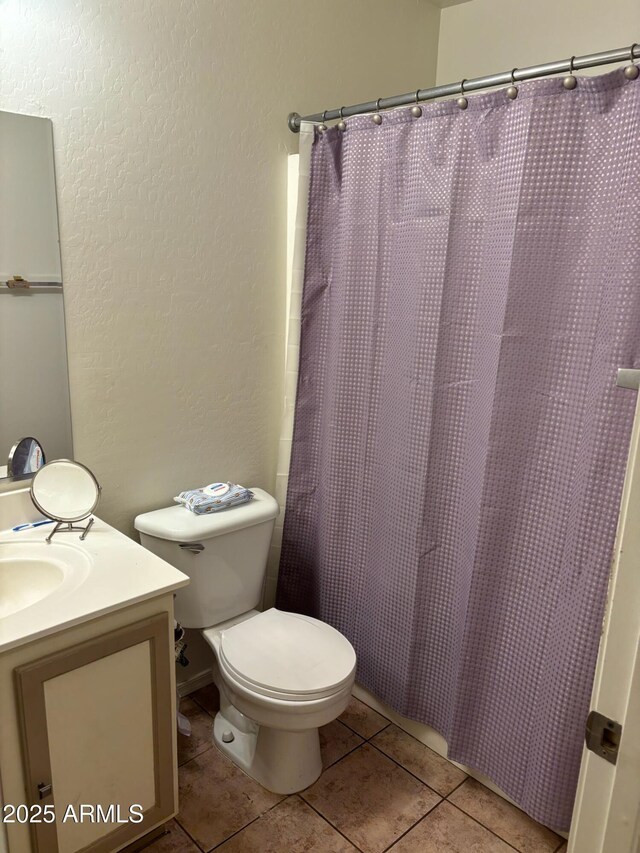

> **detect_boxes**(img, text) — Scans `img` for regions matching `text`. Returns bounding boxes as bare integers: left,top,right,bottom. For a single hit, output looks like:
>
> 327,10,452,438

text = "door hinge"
616,368,640,390
37,782,52,799
585,711,622,765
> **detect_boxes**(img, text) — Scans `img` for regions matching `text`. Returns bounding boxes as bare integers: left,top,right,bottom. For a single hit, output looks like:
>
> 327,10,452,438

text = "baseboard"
353,683,569,840
177,669,214,698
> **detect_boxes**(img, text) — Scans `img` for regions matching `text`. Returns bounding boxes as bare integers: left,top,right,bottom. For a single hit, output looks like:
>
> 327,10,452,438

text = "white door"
569,385,640,852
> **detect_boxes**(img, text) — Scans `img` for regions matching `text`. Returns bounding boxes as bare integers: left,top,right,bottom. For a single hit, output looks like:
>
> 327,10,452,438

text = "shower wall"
437,0,640,84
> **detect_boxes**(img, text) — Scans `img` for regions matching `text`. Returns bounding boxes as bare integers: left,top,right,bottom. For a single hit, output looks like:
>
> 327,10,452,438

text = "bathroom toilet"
134,489,356,794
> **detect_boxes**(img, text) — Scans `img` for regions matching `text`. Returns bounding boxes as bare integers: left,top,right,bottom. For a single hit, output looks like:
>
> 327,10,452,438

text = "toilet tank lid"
133,487,279,543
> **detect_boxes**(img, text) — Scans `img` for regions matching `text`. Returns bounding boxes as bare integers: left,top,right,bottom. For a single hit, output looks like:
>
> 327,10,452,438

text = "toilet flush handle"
179,543,205,554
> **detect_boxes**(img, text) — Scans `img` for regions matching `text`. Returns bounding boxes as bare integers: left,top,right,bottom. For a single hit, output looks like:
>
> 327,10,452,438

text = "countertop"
0,514,189,654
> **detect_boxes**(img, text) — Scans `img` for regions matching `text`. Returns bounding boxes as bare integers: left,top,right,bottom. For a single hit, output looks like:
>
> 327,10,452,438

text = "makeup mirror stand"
46,517,95,544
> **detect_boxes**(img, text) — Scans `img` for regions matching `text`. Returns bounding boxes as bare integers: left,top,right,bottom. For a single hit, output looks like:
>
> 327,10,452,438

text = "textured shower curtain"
277,69,640,830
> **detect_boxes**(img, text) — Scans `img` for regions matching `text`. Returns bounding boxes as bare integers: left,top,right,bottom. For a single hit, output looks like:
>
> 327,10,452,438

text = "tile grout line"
177,741,214,768
179,699,562,853
189,694,218,720
300,793,368,852
363,716,462,784
443,774,469,798
444,800,534,853
322,737,369,770
177,696,218,769
339,720,388,738
176,789,288,852
360,731,560,853
205,812,263,852
339,714,391,740
363,722,392,739
361,716,471,797
178,702,385,851
175,735,287,851
444,781,564,851
175,743,215,773
302,738,440,853
367,739,448,799
173,814,208,853
256,793,289,820
355,710,563,852
321,732,445,803
381,795,443,852
304,727,449,852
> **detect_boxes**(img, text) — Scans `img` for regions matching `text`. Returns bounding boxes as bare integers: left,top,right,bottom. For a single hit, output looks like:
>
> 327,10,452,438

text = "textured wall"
437,0,640,83
0,0,440,532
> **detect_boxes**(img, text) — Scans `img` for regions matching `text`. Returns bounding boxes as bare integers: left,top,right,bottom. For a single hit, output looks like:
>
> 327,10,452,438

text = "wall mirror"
0,110,73,481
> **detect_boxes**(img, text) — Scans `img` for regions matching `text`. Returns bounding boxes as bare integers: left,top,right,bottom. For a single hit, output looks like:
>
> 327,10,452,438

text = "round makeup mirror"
30,459,101,542
7,437,46,478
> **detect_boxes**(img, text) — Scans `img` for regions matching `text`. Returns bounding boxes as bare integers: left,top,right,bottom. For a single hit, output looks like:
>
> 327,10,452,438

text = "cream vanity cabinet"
0,594,178,853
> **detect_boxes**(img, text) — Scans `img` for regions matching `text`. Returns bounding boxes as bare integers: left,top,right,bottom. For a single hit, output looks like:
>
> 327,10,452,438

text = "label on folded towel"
203,483,230,497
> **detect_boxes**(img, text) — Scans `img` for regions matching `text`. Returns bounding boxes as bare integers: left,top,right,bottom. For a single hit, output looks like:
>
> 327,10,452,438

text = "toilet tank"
134,488,279,628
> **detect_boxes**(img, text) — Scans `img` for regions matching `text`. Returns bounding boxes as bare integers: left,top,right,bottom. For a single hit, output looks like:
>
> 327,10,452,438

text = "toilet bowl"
134,488,357,794
203,608,355,792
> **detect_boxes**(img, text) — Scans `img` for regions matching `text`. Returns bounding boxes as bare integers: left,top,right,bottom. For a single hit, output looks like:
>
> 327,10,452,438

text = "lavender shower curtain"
277,69,640,830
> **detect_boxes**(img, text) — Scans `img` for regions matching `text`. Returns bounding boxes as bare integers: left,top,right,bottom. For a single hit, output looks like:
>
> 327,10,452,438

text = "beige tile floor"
146,688,566,853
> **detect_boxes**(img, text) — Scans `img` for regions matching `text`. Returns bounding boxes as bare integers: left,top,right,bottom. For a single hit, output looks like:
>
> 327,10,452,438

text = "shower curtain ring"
563,56,577,89
624,43,639,79
457,79,468,110
337,106,347,132
318,110,328,133
411,90,422,118
507,68,519,100
373,99,383,124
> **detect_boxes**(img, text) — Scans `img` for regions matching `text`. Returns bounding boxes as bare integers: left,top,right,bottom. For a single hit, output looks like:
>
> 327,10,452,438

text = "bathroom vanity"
0,488,189,853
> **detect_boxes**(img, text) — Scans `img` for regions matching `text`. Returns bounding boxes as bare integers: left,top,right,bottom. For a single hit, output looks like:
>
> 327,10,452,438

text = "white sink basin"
0,542,91,619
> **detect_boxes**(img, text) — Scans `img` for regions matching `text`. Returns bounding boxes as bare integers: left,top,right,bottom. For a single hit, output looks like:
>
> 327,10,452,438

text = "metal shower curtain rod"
287,42,640,132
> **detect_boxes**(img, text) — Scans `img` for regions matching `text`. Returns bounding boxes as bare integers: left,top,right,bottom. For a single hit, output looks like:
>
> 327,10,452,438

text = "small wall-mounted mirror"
7,437,45,478
0,111,73,481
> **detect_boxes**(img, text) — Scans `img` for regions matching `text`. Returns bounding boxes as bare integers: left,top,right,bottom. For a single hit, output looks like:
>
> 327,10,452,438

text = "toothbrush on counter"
12,520,54,532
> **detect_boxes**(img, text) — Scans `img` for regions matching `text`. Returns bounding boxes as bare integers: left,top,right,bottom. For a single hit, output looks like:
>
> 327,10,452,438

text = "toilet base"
213,711,322,794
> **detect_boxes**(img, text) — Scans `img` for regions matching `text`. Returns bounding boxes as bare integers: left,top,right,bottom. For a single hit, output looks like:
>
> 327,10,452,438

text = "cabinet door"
14,614,175,853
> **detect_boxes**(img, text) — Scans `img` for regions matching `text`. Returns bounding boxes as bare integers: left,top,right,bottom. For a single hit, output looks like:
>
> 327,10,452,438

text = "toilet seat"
218,608,356,702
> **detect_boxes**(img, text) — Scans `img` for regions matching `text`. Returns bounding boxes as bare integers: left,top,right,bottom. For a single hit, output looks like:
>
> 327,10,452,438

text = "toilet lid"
219,609,356,701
